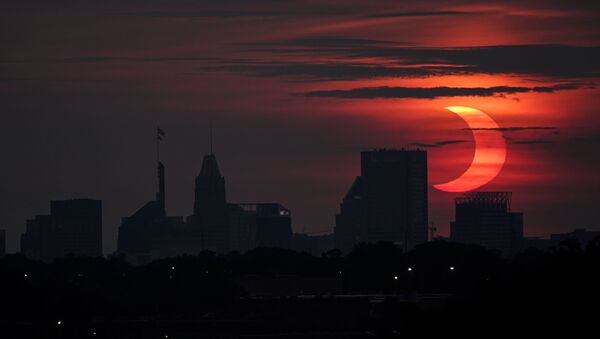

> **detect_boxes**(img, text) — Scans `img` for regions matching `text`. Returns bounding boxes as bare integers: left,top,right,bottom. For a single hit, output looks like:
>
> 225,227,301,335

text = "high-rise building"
21,199,102,262
0,229,5,258
118,161,196,264
450,192,523,256
191,153,229,252
244,203,292,249
334,149,429,253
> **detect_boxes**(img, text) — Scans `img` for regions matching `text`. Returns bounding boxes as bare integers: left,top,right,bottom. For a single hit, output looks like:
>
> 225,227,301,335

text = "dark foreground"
1,240,599,338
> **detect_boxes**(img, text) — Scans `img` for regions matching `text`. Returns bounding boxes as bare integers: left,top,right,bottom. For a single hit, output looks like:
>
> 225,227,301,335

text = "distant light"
171,266,175,270
450,266,455,271
165,335,169,338
394,275,398,280
92,332,96,335
205,270,209,274
57,321,62,326
407,267,413,272
24,273,28,278
338,270,342,275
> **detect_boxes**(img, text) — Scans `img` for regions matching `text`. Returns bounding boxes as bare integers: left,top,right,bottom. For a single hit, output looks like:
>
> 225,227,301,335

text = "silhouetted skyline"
2,1,600,255
1,2,600,336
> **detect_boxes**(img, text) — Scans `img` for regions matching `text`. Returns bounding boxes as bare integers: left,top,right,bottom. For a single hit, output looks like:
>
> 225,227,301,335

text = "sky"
1,0,600,254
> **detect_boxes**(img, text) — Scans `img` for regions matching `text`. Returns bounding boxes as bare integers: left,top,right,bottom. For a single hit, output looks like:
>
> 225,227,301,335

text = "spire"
209,121,214,155
199,154,222,177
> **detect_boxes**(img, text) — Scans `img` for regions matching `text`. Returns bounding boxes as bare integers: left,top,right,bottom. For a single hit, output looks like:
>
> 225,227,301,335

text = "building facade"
21,199,102,262
450,192,523,256
334,149,429,253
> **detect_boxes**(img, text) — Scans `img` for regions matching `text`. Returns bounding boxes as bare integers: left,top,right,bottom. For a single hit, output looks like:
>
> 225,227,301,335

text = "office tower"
118,160,196,264
191,153,229,252
450,192,523,256
50,199,102,258
335,149,429,253
245,203,292,249
21,199,102,262
118,161,170,255
229,203,293,252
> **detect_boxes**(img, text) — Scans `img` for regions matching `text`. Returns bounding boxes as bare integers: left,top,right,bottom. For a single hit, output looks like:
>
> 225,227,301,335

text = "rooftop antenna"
156,126,165,163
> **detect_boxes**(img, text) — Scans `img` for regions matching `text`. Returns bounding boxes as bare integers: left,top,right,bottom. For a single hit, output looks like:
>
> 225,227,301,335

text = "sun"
433,106,507,192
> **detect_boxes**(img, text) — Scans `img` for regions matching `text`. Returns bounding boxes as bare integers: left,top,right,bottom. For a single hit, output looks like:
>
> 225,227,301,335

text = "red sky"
1,0,600,253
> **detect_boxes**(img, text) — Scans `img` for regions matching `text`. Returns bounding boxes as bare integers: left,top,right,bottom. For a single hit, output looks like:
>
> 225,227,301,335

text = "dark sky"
1,0,600,254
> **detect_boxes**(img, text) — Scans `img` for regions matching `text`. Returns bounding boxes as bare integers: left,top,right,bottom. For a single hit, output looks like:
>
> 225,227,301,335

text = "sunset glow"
1,1,599,251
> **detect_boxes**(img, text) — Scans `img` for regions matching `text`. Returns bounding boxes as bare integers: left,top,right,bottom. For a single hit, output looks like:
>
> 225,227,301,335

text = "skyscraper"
191,153,229,252
450,192,523,256
335,149,429,253
118,161,178,258
21,199,102,262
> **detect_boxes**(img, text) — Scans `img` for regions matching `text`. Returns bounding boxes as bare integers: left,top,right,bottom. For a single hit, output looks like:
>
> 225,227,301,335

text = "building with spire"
117,128,292,264
190,154,229,252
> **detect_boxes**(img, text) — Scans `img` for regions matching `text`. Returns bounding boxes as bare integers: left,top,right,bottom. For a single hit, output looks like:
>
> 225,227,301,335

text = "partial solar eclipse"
434,106,506,192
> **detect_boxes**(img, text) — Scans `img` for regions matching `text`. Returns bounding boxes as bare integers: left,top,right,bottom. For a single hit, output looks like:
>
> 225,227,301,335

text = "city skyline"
1,125,599,254
1,1,600,254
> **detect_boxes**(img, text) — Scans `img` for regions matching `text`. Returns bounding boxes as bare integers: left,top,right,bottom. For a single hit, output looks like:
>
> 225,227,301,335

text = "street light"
407,267,413,272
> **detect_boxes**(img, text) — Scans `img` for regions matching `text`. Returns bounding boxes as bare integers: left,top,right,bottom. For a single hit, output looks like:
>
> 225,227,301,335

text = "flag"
157,127,165,141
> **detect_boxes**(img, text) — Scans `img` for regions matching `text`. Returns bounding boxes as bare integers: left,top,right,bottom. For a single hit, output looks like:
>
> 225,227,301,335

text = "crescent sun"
433,106,507,193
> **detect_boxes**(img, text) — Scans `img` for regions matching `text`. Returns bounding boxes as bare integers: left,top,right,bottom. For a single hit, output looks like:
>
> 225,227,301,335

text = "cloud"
0,56,209,64
238,37,407,48
569,134,600,143
226,38,600,80
119,10,343,18
302,84,583,99
120,9,476,20
464,126,559,132
364,10,478,18
509,139,555,145
213,61,452,81
407,140,467,148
